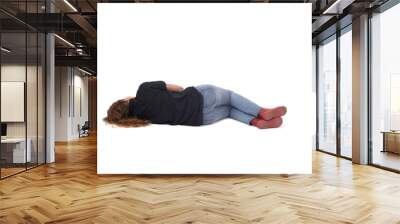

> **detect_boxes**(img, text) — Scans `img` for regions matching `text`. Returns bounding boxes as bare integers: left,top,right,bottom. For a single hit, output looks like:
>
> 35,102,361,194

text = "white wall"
71,72,89,138
55,66,70,141
1,65,42,137
1,65,26,138
55,67,89,141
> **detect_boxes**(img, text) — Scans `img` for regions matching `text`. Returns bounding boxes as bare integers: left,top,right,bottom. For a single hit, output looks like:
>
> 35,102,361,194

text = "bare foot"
258,106,287,121
250,117,283,129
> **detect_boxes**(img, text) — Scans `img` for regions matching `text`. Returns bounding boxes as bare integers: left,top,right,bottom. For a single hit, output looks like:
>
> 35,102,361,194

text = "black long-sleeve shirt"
128,81,203,126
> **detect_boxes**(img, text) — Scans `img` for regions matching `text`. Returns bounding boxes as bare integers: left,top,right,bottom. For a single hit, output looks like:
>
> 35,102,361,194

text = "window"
339,28,352,158
318,36,337,154
371,3,400,171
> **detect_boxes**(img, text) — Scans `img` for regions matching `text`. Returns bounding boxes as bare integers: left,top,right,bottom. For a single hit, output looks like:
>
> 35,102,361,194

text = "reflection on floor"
373,150,400,171
0,162,42,178
0,134,400,223
0,167,25,177
341,147,352,158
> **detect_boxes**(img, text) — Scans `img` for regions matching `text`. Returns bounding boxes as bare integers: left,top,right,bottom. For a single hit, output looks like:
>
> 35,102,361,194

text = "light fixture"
76,48,85,55
1,47,11,53
63,0,78,12
322,0,355,15
54,34,75,48
77,67,93,76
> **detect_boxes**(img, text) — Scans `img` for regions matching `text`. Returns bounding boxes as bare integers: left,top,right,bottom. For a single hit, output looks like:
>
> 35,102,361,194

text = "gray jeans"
195,85,262,125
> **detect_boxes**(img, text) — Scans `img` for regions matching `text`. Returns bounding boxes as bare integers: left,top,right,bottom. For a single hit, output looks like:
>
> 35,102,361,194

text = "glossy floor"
372,150,400,171
0,134,400,223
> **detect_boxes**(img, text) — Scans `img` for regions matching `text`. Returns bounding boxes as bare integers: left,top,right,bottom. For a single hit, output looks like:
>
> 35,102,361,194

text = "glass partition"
38,32,45,165
1,31,28,177
27,31,38,169
26,0,46,169
0,1,46,179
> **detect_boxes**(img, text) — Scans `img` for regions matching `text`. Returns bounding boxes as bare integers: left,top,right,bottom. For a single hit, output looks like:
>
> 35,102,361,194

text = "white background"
98,3,312,174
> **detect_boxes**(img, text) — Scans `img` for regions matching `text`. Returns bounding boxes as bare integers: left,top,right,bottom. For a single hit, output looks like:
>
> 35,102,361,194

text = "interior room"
1,0,400,223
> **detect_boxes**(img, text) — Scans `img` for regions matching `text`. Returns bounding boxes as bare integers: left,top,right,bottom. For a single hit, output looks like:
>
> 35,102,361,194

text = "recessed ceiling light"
323,0,354,15
54,34,75,48
78,67,93,76
1,47,11,53
63,0,78,12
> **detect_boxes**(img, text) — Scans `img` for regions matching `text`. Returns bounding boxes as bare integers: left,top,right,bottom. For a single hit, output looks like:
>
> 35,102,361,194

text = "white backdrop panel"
98,3,312,174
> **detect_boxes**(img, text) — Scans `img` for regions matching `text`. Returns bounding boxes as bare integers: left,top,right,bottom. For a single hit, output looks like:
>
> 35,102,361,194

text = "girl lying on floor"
104,81,287,128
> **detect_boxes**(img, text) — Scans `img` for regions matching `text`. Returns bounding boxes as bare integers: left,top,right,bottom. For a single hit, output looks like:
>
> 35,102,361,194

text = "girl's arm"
166,83,184,92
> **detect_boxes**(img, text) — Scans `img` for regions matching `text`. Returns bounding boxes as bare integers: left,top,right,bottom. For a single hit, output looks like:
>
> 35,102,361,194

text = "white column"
46,33,55,163
352,14,369,164
45,1,55,163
